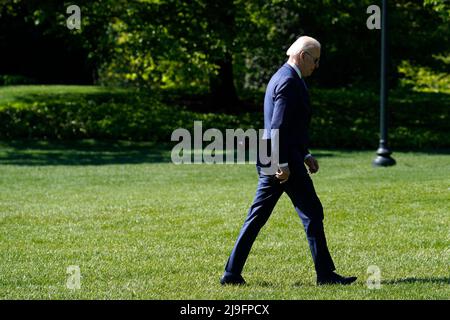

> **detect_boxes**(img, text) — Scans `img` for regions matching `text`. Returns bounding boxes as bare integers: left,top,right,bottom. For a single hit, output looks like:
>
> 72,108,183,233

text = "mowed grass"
0,140,448,299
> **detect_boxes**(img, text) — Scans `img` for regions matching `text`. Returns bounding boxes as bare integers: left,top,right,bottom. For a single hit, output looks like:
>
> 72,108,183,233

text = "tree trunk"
209,51,239,111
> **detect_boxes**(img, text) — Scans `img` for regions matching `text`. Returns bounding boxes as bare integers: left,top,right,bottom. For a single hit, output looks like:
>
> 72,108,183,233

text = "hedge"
0,85,448,150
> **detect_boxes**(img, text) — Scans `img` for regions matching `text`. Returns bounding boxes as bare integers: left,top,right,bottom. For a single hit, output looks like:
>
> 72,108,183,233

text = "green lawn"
0,140,448,299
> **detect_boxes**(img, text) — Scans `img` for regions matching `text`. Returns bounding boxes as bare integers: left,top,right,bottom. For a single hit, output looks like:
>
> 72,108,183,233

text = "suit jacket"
258,63,311,175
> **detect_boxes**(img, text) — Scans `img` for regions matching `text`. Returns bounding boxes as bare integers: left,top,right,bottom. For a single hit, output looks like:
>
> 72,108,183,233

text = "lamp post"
373,0,396,167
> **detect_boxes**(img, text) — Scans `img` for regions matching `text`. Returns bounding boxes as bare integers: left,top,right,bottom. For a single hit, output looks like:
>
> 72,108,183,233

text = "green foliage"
398,59,450,94
88,0,225,89
310,87,450,149
0,85,448,149
1,0,448,93
424,0,450,20
91,0,449,90
0,75,35,86
0,86,259,141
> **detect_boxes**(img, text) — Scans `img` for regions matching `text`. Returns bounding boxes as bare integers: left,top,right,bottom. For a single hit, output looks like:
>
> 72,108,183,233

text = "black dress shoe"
220,273,246,285
317,272,357,285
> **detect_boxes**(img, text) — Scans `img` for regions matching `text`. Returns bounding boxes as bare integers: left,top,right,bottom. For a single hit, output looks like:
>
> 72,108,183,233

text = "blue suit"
224,63,336,277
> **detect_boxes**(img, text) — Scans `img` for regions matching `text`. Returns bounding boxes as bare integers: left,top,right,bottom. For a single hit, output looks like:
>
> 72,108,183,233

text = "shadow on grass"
0,139,173,165
292,280,312,287
382,277,450,285
0,140,340,166
2,140,447,166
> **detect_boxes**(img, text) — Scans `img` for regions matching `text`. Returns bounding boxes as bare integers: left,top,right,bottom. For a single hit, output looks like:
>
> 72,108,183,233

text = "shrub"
0,85,448,150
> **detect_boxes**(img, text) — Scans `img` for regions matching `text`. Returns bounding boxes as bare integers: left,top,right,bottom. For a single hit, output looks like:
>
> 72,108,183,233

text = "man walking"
221,36,357,286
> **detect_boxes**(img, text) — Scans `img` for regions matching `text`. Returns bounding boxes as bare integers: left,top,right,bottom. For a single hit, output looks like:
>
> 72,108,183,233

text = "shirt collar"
287,61,302,79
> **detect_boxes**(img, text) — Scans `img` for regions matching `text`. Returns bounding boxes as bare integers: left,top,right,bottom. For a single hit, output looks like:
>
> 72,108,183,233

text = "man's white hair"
286,36,321,56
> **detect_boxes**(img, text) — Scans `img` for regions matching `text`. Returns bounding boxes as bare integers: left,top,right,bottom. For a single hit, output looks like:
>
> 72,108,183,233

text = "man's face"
300,47,320,77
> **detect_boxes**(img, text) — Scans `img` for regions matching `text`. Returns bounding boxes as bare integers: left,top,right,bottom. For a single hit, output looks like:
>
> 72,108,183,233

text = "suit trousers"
224,165,336,277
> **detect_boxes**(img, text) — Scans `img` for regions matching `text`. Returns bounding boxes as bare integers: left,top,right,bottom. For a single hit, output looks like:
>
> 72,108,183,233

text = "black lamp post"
373,0,396,167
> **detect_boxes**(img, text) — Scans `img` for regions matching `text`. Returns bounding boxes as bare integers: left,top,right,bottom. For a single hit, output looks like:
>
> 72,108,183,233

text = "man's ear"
298,51,305,61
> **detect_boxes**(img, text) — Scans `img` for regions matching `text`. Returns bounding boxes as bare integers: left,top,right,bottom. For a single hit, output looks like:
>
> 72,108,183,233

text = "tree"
1,0,448,103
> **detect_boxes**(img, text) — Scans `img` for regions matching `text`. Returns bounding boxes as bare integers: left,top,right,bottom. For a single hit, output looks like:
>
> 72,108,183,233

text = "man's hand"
304,156,319,174
275,166,290,184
